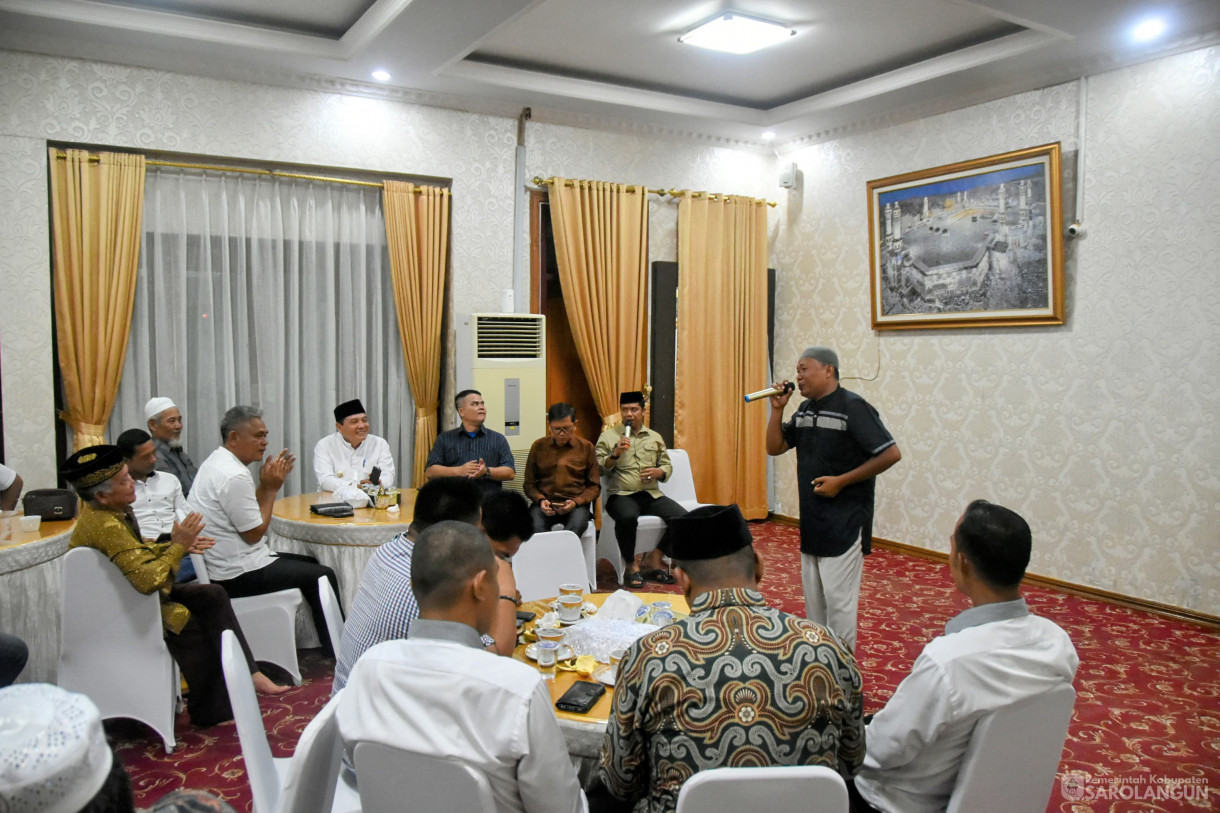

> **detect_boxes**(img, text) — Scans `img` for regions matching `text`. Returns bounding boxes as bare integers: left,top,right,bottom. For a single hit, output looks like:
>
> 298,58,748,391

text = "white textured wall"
0,52,774,486
2,46,1217,615
770,47,1220,615
0,53,519,487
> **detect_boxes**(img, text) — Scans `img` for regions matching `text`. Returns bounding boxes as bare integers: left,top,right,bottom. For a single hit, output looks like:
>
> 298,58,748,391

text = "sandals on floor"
642,568,675,585
625,571,646,589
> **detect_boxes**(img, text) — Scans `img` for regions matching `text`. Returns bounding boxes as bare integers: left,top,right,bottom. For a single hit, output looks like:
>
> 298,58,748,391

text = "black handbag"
22,489,79,520
310,502,355,518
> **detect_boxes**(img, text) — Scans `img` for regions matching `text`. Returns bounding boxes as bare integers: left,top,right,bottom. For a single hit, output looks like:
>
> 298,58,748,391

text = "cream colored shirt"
596,425,672,499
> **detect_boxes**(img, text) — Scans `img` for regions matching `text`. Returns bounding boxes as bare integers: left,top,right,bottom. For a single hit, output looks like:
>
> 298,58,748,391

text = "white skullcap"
0,683,114,813
144,397,177,422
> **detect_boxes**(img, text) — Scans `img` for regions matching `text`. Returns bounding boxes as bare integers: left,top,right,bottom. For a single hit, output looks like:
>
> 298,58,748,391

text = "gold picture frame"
867,142,1065,330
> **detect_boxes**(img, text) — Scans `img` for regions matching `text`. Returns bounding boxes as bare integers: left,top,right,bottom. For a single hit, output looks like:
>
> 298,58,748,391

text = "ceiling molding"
339,0,419,54
521,106,776,154
0,0,1215,151
441,60,770,125
769,29,1065,122
446,27,1069,135
0,0,348,56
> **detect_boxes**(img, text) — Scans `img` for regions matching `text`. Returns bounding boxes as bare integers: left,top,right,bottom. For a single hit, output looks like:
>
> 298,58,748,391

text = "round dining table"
268,491,417,613
513,590,690,769
0,512,78,683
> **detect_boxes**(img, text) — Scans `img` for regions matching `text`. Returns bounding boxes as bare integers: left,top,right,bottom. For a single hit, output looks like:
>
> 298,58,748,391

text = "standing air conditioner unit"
455,313,546,493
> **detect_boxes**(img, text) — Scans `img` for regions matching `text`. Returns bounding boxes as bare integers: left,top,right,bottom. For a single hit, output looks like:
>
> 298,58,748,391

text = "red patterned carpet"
112,521,1220,812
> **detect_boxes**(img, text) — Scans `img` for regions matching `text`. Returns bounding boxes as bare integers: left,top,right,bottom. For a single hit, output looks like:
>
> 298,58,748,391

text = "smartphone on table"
555,681,606,714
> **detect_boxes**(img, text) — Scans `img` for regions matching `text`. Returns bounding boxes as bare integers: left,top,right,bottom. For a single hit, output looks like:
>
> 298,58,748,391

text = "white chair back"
221,630,361,813
512,530,589,603
221,629,282,813
199,553,304,684
946,682,1077,813
551,520,597,590
658,449,699,504
190,552,212,583
59,546,179,753
278,690,348,813
319,575,345,656
353,743,496,813
674,765,849,813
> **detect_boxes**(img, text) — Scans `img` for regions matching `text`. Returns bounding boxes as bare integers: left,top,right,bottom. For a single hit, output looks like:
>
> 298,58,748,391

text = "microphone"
624,424,632,438
744,382,795,403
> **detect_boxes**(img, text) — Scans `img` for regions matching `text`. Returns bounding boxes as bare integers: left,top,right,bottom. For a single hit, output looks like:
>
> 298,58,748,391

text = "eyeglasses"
550,425,575,435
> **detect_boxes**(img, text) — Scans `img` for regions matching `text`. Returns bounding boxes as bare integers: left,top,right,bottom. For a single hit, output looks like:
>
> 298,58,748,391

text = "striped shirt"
333,530,493,696
426,425,515,495
332,531,419,695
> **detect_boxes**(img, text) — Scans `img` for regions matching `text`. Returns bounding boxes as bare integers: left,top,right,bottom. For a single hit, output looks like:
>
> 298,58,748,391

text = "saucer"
593,665,617,687
525,643,574,662
550,600,598,615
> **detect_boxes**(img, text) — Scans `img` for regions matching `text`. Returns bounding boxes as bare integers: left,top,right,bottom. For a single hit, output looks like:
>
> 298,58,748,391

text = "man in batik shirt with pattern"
587,503,865,813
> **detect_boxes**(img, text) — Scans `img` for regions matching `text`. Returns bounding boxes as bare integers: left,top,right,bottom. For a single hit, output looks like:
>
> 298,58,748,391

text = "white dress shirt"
338,619,585,813
313,432,395,492
131,471,187,538
0,463,16,491
855,599,1078,813
187,446,275,581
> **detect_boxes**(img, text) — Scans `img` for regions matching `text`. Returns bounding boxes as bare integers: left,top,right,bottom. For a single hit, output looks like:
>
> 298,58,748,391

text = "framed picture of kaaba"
867,142,1065,330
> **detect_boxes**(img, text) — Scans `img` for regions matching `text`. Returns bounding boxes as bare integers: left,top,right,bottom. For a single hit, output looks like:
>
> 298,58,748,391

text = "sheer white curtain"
108,167,413,496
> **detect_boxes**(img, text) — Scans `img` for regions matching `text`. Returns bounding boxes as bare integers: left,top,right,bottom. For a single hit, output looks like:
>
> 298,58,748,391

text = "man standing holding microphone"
765,347,901,651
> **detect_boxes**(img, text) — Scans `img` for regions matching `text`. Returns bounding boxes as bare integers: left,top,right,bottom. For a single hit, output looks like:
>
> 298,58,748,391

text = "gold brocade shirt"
596,424,673,499
68,502,190,634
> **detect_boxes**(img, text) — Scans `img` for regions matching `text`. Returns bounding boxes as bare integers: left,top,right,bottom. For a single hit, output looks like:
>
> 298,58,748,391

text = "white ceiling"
1,0,1217,150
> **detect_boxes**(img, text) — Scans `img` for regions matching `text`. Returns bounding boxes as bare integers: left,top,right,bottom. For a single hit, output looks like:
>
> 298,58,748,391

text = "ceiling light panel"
679,13,795,55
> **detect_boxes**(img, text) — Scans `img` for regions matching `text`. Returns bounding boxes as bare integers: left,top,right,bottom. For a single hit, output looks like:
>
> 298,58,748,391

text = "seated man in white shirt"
118,428,187,538
117,427,195,582
0,462,22,511
850,499,1079,813
313,398,395,503
337,520,584,813
187,405,340,656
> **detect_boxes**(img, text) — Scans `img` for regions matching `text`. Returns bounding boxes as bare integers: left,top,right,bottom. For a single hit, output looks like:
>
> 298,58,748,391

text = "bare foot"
252,671,291,695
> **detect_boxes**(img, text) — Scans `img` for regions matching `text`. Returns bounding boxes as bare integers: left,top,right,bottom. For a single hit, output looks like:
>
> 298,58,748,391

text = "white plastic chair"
659,450,709,508
550,520,597,590
278,690,361,813
220,630,361,813
318,575,345,658
598,448,709,585
945,682,1077,813
353,743,496,813
193,553,304,684
59,547,180,753
674,765,849,813
513,530,590,602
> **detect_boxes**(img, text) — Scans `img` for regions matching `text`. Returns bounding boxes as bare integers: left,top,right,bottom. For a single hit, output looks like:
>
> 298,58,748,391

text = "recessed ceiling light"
1130,17,1167,43
679,13,795,55
371,69,392,82
761,131,776,141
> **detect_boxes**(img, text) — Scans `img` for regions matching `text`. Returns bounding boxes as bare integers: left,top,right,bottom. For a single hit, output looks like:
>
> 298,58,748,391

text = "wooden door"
530,191,599,445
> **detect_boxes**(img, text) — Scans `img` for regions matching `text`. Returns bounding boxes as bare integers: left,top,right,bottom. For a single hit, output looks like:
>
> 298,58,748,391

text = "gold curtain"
675,193,770,518
48,148,146,450
547,178,649,426
384,181,451,486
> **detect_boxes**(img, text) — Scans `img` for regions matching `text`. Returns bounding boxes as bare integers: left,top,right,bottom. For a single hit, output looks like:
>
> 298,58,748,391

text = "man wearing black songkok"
587,504,864,813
